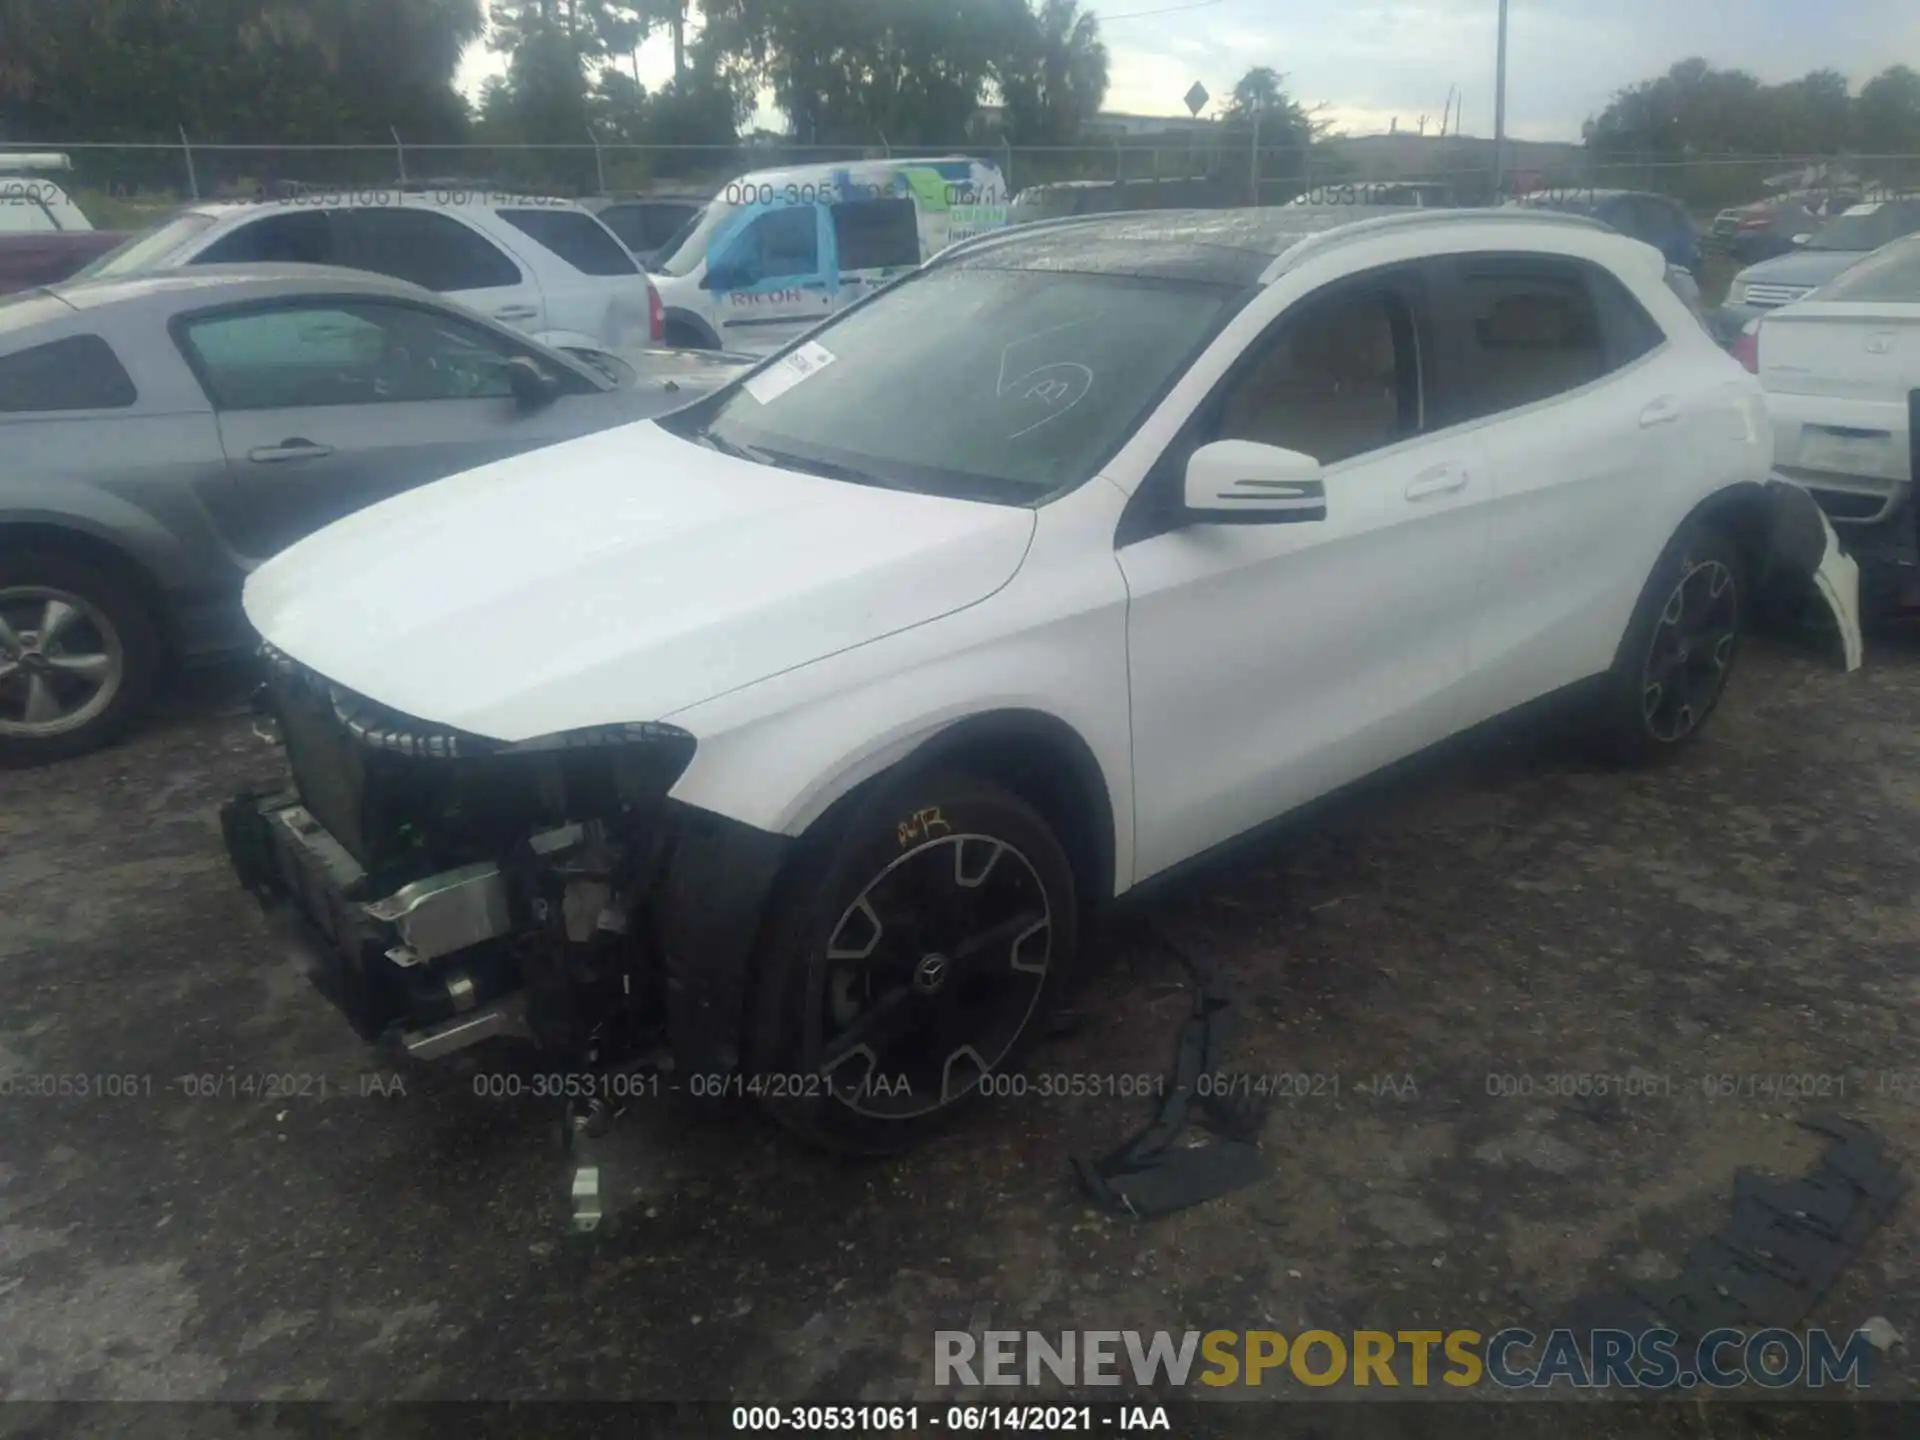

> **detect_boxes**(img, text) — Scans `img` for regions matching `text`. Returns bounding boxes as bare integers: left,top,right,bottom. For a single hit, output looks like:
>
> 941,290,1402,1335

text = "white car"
1740,233,1919,611
220,208,1854,1155
76,189,660,352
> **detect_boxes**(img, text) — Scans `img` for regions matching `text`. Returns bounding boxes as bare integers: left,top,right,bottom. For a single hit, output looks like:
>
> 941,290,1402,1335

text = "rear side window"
0,334,138,412
195,210,336,265
594,204,652,252
1442,259,1609,420
831,198,921,272
1589,266,1667,364
335,209,521,291
497,209,637,276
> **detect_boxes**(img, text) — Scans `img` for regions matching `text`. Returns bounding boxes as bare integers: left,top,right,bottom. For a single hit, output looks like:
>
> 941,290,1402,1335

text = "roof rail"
1262,206,1613,281
928,208,1147,267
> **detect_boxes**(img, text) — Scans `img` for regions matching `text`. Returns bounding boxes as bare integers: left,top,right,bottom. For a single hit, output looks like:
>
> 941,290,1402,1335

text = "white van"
649,156,1009,352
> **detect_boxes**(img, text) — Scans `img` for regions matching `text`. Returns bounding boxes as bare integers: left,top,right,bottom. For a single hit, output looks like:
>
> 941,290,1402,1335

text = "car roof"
44,263,433,311
185,191,581,220
940,207,1425,284
940,206,1612,286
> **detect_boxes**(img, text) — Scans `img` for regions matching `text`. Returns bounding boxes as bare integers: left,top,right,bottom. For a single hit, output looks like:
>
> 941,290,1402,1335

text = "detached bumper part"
1762,477,1863,672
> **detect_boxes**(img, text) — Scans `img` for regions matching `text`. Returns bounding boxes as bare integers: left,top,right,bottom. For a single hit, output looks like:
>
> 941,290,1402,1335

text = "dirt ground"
3,618,1920,1436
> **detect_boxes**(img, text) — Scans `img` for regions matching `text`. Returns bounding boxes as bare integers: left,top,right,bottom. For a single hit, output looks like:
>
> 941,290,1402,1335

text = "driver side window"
1209,284,1419,466
708,205,820,288
178,300,555,411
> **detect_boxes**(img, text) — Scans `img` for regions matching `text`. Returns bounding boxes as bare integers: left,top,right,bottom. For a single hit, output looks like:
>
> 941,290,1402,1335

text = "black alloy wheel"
749,772,1077,1153
1641,554,1740,743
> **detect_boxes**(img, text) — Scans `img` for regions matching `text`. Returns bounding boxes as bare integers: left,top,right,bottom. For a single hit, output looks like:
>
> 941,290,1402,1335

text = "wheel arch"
775,706,1120,909
0,519,176,651
660,306,720,350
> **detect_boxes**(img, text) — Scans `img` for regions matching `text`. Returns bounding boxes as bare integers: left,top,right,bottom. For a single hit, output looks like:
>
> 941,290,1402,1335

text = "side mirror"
1183,440,1327,524
504,355,559,411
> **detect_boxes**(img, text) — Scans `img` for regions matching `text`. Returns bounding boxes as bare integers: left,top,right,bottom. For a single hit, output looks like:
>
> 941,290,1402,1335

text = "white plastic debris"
1860,1316,1903,1351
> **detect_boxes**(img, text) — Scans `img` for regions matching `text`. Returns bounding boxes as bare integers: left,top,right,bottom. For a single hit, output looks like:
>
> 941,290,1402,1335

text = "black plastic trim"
652,802,795,1075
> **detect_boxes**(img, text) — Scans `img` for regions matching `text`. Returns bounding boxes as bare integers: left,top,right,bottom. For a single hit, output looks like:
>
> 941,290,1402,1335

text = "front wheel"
1588,524,1744,764
747,771,1077,1154
0,551,162,768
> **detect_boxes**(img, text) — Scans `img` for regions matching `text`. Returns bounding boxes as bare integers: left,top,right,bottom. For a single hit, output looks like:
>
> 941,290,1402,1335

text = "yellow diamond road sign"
1184,82,1210,117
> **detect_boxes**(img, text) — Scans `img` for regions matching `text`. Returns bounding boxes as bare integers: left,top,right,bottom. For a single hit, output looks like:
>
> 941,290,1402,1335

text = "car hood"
1736,249,1864,287
243,421,1036,742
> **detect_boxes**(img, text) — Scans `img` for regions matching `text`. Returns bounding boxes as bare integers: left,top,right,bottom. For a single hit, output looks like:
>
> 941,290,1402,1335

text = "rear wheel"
1588,524,1743,764
0,550,162,768
747,771,1077,1154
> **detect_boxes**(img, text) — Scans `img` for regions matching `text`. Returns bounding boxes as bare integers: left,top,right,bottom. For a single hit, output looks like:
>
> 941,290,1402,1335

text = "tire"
0,549,163,768
746,769,1078,1155
1587,522,1744,766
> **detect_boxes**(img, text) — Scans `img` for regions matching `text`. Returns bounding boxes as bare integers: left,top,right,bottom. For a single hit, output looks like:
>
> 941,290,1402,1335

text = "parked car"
1512,189,1703,274
1715,199,1920,343
1709,193,1831,266
582,192,708,269
73,191,662,352
1738,233,1920,611
0,153,129,294
217,207,1855,1158
649,155,1009,353
0,265,748,765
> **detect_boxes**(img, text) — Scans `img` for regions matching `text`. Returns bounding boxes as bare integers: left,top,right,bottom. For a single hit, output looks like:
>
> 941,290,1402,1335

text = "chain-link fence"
10,137,1920,229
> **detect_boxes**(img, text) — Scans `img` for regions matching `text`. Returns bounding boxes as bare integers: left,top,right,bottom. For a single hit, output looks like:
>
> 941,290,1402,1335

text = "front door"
175,297,615,561
1119,268,1491,881
701,203,834,352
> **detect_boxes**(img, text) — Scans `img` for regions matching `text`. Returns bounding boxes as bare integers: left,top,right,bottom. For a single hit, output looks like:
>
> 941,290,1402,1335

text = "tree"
0,0,481,144
993,0,1109,145
1855,65,1920,154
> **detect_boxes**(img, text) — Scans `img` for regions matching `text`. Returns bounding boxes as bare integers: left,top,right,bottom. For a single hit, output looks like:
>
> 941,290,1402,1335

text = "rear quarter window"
0,334,138,412
497,209,638,276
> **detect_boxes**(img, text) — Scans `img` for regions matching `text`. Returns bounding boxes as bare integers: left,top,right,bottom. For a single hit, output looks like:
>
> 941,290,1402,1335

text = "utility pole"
1492,0,1510,198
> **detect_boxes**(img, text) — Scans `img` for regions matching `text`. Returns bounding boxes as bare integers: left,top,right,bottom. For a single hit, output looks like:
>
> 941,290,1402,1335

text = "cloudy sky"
457,0,1920,142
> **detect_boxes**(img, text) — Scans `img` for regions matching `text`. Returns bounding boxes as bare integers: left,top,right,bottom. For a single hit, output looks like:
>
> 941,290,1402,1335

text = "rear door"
494,206,655,348
1430,252,1698,721
173,296,620,561
826,196,922,310
331,207,546,335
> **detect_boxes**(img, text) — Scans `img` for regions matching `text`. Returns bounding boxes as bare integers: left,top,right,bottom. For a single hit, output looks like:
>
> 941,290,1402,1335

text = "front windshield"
75,210,219,278
659,265,1238,504
654,203,725,276
1804,204,1920,252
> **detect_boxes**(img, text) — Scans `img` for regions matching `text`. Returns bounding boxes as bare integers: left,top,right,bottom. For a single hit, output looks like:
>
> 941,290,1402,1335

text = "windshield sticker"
744,340,837,405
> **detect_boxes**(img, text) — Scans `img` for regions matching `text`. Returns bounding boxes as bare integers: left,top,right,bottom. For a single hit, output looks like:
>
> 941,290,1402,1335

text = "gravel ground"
2,619,1919,1437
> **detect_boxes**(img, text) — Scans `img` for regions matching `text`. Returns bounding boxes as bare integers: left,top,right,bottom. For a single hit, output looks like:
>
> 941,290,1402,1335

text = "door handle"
493,305,539,321
1404,465,1468,500
248,439,334,463
1639,396,1681,428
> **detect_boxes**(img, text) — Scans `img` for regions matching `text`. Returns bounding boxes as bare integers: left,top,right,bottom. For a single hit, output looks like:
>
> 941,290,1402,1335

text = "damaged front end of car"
219,643,786,1086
